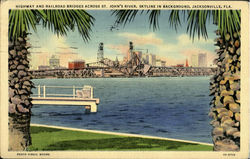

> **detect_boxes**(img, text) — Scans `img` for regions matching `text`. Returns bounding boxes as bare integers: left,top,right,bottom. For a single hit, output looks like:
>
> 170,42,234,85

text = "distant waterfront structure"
156,60,166,67
198,53,207,67
185,59,189,67
161,61,166,67
38,65,50,70
148,54,156,66
155,60,161,67
54,66,67,69
127,41,134,61
191,54,198,67
97,42,104,62
142,53,149,64
68,60,85,69
49,55,60,69
176,64,184,67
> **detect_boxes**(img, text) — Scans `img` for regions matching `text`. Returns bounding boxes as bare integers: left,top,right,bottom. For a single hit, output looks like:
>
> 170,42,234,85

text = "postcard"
0,0,249,159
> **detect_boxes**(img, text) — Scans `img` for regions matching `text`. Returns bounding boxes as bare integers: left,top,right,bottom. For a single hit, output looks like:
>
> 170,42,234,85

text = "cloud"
30,34,86,67
106,44,129,56
177,34,214,46
118,32,163,46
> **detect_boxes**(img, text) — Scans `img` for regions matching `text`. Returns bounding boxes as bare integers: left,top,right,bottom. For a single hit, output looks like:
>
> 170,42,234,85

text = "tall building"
49,55,60,69
191,54,198,67
148,54,156,66
141,53,149,64
38,65,50,70
198,53,207,67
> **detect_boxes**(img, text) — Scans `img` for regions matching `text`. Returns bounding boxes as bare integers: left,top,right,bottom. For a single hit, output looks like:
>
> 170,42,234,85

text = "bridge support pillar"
84,103,97,114
90,103,97,113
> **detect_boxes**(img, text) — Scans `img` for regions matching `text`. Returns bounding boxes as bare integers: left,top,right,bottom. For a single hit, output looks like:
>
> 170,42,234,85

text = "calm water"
31,77,212,143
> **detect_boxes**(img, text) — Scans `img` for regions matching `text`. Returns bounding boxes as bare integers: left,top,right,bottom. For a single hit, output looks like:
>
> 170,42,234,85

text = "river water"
31,77,212,143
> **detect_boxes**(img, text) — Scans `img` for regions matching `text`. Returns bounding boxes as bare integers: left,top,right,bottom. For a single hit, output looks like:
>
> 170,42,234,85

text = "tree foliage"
112,10,241,39
9,10,95,41
112,10,161,31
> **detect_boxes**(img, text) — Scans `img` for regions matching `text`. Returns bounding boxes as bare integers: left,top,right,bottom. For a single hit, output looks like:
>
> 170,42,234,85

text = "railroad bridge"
30,66,216,78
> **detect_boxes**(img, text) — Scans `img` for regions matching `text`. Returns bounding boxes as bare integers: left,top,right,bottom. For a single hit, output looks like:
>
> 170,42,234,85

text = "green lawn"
28,126,213,151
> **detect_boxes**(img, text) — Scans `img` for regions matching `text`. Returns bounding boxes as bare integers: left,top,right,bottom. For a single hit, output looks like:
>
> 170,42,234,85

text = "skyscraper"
148,54,156,66
198,53,207,67
191,54,198,67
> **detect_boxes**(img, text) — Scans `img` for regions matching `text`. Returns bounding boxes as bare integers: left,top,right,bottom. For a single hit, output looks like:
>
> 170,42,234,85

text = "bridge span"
30,66,216,79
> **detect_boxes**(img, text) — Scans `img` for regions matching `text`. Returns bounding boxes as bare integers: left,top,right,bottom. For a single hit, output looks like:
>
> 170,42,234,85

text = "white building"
198,53,207,67
155,60,166,67
191,54,198,67
148,54,156,66
49,55,60,69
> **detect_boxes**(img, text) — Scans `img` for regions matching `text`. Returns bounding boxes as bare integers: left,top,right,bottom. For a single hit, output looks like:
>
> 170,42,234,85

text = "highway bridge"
30,66,216,79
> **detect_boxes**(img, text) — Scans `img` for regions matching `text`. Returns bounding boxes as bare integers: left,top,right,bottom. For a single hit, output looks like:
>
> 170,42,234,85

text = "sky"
29,10,218,67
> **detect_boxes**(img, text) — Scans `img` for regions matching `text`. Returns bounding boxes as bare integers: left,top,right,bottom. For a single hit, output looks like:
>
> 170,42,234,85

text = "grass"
28,126,213,151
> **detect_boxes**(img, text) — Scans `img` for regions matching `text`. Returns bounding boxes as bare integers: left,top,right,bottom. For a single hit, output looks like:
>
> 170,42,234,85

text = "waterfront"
31,77,212,143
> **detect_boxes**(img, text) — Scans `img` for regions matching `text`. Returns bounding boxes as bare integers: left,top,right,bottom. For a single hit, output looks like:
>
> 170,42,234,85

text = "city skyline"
29,10,218,68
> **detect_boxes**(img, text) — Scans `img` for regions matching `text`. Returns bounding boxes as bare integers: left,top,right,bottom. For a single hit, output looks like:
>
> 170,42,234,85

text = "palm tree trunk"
8,33,34,151
209,30,240,151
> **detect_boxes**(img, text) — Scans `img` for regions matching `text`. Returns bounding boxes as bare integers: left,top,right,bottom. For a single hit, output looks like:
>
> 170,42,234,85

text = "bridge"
30,66,216,78
31,85,99,113
29,41,216,78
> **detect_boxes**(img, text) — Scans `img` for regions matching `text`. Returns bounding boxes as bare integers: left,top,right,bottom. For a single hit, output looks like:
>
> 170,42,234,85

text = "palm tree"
112,10,241,151
8,10,94,151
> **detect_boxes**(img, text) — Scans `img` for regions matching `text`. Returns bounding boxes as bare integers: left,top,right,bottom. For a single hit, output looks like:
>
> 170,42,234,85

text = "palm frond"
212,10,240,37
186,10,210,40
112,9,241,41
169,10,182,31
9,9,95,42
9,10,38,41
111,10,139,27
112,10,161,30
40,10,95,42
147,10,161,31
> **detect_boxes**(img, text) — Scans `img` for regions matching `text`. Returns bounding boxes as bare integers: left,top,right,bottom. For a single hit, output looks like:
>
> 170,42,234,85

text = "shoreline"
30,123,213,146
